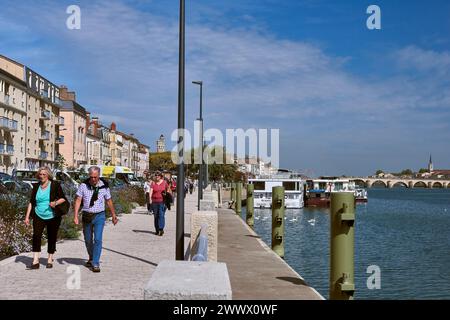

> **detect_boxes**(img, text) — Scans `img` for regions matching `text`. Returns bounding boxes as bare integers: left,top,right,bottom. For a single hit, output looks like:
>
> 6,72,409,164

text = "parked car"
12,169,38,188
0,172,12,182
2,179,32,194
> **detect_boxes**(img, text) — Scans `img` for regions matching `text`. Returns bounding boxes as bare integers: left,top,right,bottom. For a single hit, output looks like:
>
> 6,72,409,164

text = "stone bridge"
351,178,450,189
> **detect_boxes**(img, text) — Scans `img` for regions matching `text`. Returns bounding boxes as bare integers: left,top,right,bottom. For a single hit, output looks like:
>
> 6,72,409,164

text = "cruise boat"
248,170,305,209
305,177,368,207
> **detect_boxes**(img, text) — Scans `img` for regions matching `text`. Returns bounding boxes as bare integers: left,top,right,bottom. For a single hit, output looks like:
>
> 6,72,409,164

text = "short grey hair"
88,166,101,175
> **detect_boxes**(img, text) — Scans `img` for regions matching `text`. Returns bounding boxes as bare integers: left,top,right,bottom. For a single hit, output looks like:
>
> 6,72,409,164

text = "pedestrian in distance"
73,166,118,273
24,167,69,270
144,175,153,214
148,171,171,236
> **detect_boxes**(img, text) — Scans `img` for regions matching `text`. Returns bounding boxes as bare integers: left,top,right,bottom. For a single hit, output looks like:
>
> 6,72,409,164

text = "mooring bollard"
246,184,254,228
235,182,242,215
271,186,285,258
330,192,356,300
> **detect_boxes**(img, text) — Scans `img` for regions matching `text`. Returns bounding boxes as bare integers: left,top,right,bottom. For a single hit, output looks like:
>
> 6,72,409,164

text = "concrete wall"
190,210,218,262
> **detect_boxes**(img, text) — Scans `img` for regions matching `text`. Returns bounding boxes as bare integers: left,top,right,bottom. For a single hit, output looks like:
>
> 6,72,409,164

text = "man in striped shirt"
74,166,118,273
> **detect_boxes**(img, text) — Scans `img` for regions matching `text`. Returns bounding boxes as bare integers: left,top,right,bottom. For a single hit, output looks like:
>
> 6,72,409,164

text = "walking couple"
25,166,118,273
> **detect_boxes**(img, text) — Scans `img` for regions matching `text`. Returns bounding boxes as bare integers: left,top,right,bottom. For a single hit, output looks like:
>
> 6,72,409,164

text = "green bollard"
330,192,356,300
235,182,242,215
271,186,285,258
246,184,254,228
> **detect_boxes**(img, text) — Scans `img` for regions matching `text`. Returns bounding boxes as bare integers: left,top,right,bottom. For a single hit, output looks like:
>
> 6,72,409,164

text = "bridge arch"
371,180,388,188
353,179,367,188
392,182,408,188
432,182,444,188
413,181,427,188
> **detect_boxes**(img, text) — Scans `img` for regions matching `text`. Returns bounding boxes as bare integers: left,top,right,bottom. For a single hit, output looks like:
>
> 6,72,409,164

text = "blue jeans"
82,212,106,267
151,203,166,232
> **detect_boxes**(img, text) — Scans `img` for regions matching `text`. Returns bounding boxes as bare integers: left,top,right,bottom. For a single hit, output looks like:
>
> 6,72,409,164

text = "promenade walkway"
217,207,323,300
1,190,322,300
0,195,194,300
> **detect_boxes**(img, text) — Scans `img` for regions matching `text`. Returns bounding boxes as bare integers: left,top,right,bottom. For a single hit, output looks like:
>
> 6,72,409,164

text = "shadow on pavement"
132,229,158,235
276,276,308,286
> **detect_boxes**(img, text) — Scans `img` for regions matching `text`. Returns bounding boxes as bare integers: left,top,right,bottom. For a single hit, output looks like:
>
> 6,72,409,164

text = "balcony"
40,90,49,99
55,116,65,126
56,136,65,144
39,131,50,141
0,144,14,156
0,117,18,132
40,110,51,120
39,151,48,160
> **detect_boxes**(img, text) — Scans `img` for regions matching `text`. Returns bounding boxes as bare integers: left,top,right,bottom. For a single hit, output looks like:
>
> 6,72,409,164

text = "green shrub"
58,213,81,240
0,195,32,260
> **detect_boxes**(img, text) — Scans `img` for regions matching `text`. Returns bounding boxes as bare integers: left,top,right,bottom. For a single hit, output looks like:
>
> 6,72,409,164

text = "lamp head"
192,81,203,86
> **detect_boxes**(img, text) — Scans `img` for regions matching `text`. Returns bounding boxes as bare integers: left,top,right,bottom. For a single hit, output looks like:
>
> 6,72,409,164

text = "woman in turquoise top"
25,167,67,270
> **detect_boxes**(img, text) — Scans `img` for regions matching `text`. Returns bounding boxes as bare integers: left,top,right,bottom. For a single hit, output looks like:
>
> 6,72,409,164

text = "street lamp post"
175,0,186,261
192,80,203,208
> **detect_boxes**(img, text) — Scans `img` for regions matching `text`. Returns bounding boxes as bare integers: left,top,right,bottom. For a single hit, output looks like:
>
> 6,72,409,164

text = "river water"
241,188,450,299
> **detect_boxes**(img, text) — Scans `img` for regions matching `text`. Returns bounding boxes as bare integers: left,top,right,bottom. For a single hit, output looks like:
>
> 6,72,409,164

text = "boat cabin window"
252,181,265,190
282,181,297,191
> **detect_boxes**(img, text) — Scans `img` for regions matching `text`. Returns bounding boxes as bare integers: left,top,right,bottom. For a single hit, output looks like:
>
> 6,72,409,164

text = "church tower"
428,154,433,173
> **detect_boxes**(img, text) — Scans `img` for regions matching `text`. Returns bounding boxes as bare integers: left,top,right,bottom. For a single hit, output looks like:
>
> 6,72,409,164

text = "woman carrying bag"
24,167,69,270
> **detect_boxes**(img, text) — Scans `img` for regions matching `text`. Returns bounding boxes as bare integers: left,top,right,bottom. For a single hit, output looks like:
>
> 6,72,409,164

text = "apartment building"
0,59,26,174
58,86,87,168
137,144,150,177
109,122,122,166
86,114,101,166
0,55,62,174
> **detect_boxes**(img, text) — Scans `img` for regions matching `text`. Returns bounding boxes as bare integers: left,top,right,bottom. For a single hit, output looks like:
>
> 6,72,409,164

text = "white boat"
305,177,368,206
248,171,305,209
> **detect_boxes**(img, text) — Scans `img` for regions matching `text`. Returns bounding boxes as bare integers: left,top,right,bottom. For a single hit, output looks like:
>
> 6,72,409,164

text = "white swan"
307,218,316,226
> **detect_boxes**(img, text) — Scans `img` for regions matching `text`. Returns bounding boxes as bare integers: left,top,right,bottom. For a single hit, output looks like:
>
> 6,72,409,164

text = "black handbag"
54,200,70,217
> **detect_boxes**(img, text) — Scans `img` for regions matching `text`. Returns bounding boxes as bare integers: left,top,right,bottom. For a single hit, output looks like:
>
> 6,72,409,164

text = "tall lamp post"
192,80,203,209
175,0,186,261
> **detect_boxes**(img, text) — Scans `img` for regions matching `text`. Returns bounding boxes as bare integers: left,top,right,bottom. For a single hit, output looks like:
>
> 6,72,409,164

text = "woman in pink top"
149,172,171,236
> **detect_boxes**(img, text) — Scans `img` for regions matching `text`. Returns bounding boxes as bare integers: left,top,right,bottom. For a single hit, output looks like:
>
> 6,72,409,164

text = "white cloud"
1,0,449,174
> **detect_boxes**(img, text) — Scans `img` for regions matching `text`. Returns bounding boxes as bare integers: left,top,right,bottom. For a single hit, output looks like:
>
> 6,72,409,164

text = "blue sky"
1,0,449,176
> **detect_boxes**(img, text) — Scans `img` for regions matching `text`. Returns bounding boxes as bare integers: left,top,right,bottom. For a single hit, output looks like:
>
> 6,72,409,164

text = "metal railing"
0,144,14,155
40,131,50,140
56,136,65,144
39,151,48,159
40,110,51,119
0,117,18,131
192,224,208,261
56,116,65,126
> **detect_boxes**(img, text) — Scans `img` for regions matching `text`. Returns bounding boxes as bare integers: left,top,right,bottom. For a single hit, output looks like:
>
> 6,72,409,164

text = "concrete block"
212,190,219,207
144,260,232,300
191,210,218,261
199,199,215,211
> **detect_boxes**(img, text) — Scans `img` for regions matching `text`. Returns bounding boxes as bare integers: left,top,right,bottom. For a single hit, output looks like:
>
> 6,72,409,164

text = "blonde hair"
36,166,53,180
